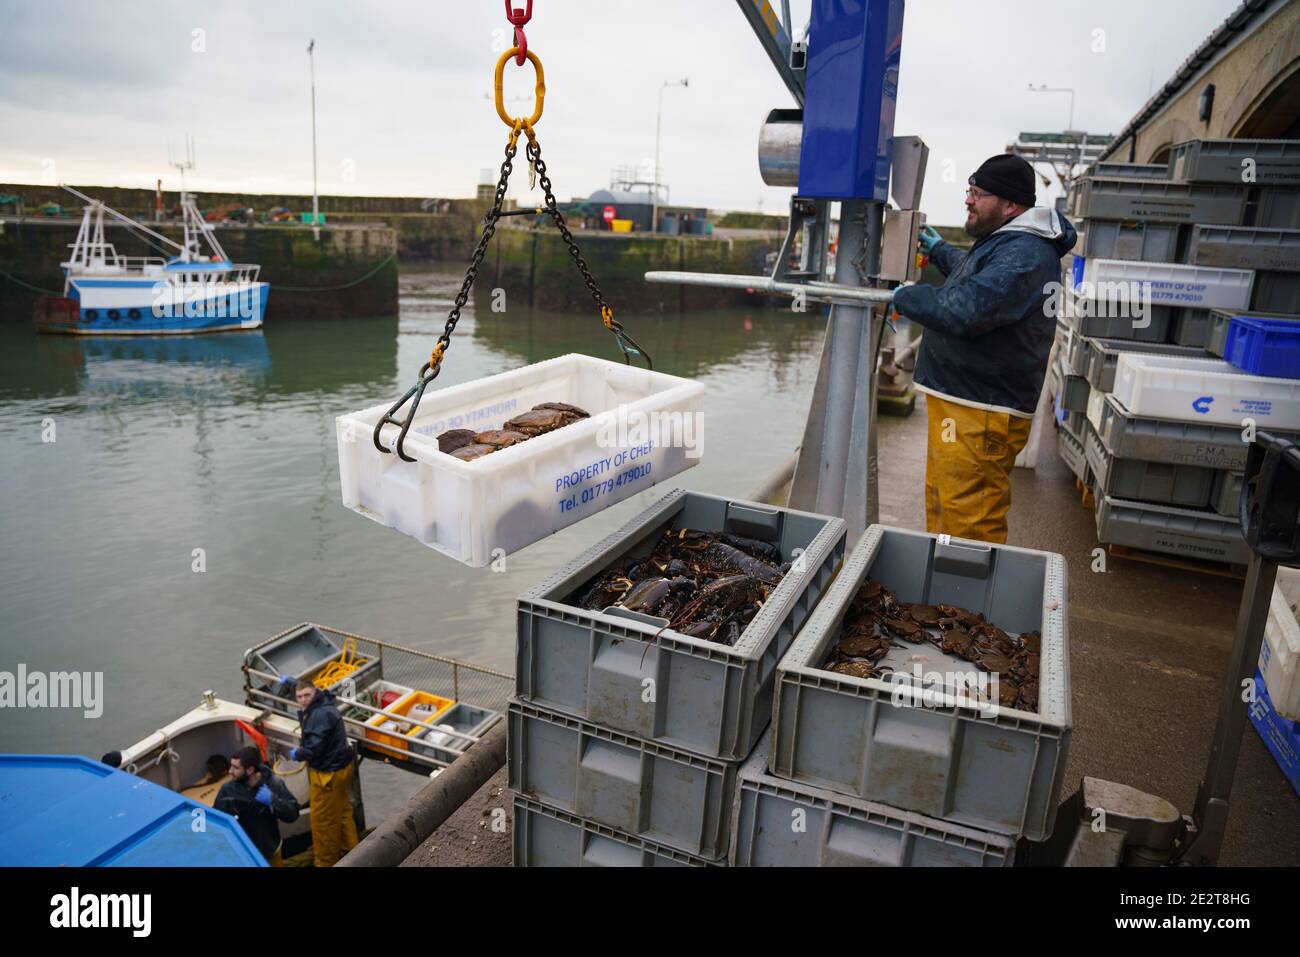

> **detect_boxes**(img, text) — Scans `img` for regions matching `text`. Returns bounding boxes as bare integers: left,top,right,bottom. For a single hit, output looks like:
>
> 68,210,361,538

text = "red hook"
504,0,532,66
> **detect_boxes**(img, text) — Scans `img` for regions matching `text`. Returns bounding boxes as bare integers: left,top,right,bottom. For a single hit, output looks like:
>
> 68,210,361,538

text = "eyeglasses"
965,186,995,201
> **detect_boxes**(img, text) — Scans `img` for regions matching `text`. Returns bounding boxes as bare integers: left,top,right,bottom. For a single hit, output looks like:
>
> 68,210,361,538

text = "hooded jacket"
296,688,354,772
893,207,1077,416
214,763,300,859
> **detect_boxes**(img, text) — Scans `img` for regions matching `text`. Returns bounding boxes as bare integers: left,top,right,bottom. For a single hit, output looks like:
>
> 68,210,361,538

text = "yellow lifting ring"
494,47,545,130
429,341,446,370
601,305,615,329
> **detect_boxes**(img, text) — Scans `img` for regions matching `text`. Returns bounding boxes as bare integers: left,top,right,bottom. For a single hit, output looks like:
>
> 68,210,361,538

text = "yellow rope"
314,638,365,689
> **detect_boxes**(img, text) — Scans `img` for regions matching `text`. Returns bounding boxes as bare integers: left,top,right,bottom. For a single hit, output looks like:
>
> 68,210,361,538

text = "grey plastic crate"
1062,294,1173,341
253,624,339,677
1063,323,1089,376
1081,219,1181,262
1211,471,1244,518
1189,225,1300,272
251,625,383,717
1096,495,1249,565
507,699,736,859
1249,188,1300,229
729,731,1017,867
1062,409,1087,438
1084,426,1215,508
1078,336,1207,391
1095,393,1298,469
1170,309,1214,348
1093,161,1170,181
1251,271,1300,313
771,526,1071,840
515,488,846,761
511,795,719,867
409,702,501,764
1059,368,1090,413
1080,177,1247,225
1170,139,1300,186
1057,425,1087,482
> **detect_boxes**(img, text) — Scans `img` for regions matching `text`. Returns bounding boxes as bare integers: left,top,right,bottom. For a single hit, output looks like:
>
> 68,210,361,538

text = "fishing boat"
33,184,269,335
103,623,509,865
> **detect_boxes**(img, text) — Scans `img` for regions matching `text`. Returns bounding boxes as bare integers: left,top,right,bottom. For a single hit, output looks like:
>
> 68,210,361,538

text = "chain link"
429,134,520,373
526,137,651,366
376,125,651,460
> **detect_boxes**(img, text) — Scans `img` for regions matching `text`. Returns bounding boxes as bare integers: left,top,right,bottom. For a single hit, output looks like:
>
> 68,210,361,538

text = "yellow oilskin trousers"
924,393,1033,544
308,761,359,867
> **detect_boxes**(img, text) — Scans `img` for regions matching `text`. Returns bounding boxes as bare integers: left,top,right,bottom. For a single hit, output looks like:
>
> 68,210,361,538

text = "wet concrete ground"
409,393,1300,867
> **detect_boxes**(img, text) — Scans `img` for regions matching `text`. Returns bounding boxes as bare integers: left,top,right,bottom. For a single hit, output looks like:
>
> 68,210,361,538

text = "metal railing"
242,622,513,776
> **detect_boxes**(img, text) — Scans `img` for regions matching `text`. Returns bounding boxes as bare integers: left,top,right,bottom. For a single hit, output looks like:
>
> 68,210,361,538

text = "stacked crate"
508,489,847,866
735,526,1070,867
1056,138,1300,566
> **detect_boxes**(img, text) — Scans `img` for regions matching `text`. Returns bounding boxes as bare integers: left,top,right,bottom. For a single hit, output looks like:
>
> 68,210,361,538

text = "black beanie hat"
970,154,1036,207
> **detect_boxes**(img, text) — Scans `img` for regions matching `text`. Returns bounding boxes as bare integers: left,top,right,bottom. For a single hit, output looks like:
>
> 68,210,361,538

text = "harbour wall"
479,226,783,313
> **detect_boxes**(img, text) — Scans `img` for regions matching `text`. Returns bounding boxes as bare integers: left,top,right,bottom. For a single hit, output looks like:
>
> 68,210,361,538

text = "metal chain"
527,136,652,368
432,134,519,371
371,133,519,460
375,125,651,460
527,138,610,317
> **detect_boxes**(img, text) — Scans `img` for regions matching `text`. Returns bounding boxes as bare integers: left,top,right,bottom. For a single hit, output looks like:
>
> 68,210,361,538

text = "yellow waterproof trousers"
924,393,1032,544
308,761,359,867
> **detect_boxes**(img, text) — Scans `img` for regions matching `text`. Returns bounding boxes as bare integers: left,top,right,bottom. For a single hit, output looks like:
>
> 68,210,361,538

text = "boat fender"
234,719,268,762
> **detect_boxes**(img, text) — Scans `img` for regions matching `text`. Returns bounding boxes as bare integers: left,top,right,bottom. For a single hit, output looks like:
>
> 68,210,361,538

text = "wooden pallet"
1107,543,1247,580
1074,477,1095,510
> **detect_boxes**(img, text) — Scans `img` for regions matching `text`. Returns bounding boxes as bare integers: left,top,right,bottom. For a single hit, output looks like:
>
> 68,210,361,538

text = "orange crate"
363,691,455,758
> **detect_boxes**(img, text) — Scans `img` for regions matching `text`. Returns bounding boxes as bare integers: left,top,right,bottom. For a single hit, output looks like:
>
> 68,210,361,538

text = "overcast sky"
0,0,1244,224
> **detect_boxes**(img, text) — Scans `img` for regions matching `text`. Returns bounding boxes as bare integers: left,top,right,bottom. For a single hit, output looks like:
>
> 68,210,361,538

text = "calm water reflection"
0,266,826,766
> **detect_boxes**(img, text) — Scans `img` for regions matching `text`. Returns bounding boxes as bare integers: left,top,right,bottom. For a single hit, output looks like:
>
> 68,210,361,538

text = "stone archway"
1231,60,1300,137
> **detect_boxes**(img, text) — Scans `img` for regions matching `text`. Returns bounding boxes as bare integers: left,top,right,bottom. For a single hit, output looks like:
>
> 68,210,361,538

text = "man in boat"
214,746,300,865
892,154,1077,544
282,676,359,867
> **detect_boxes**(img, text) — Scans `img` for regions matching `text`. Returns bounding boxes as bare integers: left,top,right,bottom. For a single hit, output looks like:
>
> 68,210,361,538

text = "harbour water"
0,266,827,762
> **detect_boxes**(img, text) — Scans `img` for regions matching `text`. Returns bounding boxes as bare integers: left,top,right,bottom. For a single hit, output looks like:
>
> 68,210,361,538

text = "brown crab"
450,443,496,461
437,429,479,454
880,617,926,644
835,633,892,662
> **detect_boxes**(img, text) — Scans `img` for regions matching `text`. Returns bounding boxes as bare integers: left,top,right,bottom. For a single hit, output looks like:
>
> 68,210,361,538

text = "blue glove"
288,747,300,761
278,674,295,687
255,783,273,807
918,225,943,255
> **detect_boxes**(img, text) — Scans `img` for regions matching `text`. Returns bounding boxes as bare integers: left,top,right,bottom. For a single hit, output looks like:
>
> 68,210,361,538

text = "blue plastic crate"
1224,316,1300,378
1248,669,1300,798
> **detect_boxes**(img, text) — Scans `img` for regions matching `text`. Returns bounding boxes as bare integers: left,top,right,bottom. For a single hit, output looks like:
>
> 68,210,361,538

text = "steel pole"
653,84,663,234
788,199,885,538
309,40,319,228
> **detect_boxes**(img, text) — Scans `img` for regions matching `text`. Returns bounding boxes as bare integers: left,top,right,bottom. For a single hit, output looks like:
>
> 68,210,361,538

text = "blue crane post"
788,0,905,536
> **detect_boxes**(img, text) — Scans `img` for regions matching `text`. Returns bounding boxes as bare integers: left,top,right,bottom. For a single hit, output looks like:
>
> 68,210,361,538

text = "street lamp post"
1027,82,1075,131
653,78,688,234
308,39,319,228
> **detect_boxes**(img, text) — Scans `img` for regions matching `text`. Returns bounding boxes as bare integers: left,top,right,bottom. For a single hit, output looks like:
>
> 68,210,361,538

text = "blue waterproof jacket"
893,207,1077,416
295,688,354,772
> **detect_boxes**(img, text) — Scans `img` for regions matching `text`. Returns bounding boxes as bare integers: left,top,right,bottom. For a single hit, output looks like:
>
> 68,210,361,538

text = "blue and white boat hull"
55,278,269,334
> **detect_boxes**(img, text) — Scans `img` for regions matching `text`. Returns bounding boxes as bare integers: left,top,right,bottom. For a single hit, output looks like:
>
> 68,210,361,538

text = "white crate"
1079,259,1254,312
1112,354,1300,428
336,354,705,566
1260,568,1300,722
